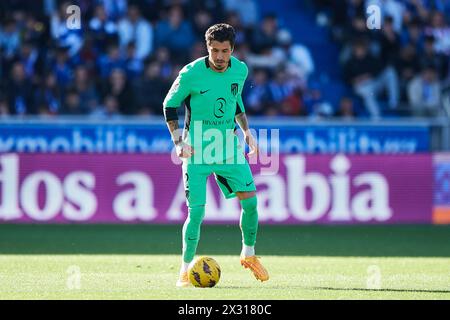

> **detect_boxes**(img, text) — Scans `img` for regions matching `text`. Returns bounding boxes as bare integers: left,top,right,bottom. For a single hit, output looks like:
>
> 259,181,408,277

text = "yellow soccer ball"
188,256,221,288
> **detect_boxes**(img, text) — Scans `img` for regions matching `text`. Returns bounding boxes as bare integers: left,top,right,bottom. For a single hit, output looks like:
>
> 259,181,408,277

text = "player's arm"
235,95,258,157
163,70,194,158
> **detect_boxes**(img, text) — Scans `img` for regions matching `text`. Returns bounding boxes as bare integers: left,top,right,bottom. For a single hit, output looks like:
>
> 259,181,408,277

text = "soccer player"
163,23,269,287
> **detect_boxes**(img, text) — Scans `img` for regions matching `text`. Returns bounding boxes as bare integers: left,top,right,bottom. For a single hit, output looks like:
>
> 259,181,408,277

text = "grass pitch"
0,224,449,300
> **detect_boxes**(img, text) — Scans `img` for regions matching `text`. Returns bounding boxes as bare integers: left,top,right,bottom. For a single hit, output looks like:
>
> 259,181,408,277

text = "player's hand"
244,131,258,157
175,141,194,158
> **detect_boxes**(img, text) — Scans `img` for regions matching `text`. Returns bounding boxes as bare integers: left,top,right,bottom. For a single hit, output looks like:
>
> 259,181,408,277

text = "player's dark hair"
205,23,235,48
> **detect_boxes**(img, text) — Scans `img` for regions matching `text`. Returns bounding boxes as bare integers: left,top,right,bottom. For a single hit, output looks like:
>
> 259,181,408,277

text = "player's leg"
235,190,268,281
235,191,258,257
214,162,269,281
177,162,209,287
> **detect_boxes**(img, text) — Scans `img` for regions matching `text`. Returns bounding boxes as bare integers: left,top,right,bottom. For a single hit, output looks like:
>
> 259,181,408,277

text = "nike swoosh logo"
246,181,253,186
200,89,210,94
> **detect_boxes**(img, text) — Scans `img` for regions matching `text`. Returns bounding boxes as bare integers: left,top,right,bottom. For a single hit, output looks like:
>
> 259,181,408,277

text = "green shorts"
182,159,256,207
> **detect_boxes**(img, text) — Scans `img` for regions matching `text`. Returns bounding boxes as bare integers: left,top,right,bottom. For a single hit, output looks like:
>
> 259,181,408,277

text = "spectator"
189,41,208,61
408,65,442,117
6,62,35,115
225,11,248,47
154,46,174,80
267,67,302,113
339,15,373,64
343,38,399,119
425,11,450,56
15,41,44,81
420,35,449,80
51,46,74,88
100,0,128,21
124,42,144,79
400,17,424,51
97,43,126,78
117,4,153,61
103,68,136,115
22,13,47,48
192,9,213,41
304,85,333,119
88,4,118,51
0,18,20,59
273,29,315,85
334,97,357,119
188,0,225,22
60,88,84,115
347,0,366,20
223,0,259,27
34,72,61,115
245,46,283,71
90,94,122,119
0,95,10,117
250,13,278,54
378,16,401,68
281,87,304,116
394,44,421,102
134,61,170,115
154,5,195,62
243,68,271,115
73,65,98,113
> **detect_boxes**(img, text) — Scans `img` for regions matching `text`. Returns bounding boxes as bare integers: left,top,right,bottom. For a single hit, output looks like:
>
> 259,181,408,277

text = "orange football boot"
240,255,269,282
176,272,191,287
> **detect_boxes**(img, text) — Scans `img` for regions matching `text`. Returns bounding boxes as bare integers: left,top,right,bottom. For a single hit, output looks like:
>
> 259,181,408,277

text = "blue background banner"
0,120,430,154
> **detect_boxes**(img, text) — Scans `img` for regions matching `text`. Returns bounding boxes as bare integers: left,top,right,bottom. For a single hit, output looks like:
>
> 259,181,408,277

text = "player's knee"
240,195,257,212
236,191,256,200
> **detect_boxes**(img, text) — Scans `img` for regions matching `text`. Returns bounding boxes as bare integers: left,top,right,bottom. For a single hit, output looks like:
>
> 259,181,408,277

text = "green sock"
182,205,205,263
240,196,258,247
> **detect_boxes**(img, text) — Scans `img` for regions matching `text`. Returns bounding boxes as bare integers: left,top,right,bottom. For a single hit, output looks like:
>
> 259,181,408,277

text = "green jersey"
163,56,248,164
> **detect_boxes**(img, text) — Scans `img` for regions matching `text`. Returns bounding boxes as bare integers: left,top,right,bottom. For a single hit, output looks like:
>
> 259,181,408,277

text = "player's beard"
214,60,227,70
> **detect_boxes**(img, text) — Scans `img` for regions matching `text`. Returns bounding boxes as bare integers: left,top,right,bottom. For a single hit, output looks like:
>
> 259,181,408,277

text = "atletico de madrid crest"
231,83,238,96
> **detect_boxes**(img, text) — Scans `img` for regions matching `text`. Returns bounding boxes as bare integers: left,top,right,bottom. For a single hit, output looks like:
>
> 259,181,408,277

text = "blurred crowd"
1,0,449,119
0,0,314,119
313,0,450,118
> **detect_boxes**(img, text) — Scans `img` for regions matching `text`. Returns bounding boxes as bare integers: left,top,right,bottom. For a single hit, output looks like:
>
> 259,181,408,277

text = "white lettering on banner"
352,173,392,221
328,155,352,221
113,172,157,221
20,171,63,220
166,179,187,220
285,155,330,221
166,177,241,221
253,174,289,222
16,137,48,152
284,154,392,222
0,154,99,221
0,154,22,219
165,154,392,223
63,172,97,220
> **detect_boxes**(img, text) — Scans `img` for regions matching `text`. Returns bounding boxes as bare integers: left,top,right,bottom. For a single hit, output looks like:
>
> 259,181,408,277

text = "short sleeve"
163,69,191,109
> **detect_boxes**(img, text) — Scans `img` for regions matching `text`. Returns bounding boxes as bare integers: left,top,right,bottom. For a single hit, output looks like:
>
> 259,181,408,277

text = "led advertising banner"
0,153,435,224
